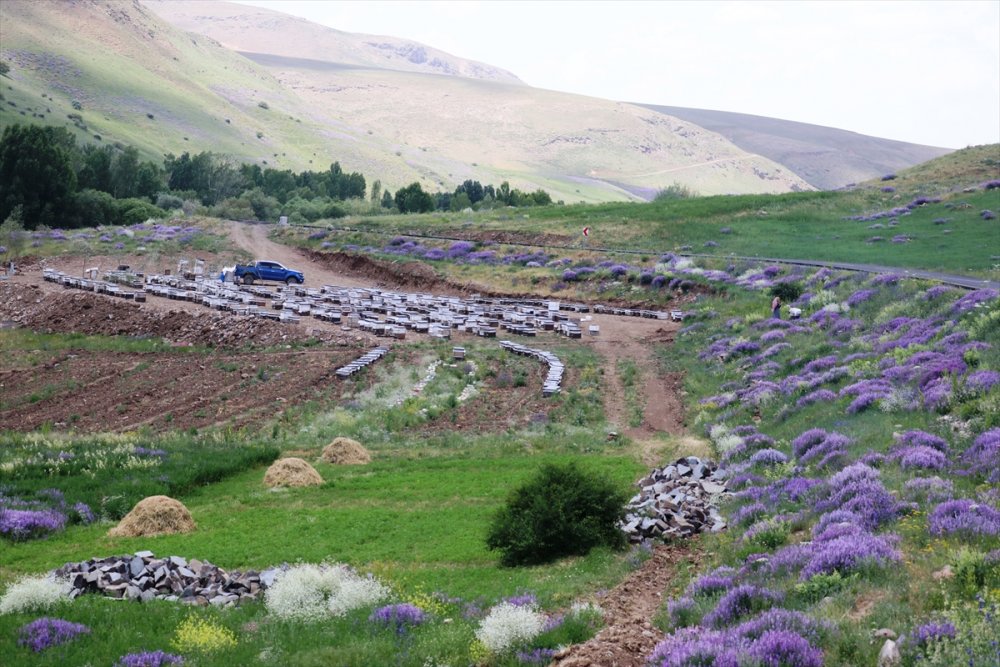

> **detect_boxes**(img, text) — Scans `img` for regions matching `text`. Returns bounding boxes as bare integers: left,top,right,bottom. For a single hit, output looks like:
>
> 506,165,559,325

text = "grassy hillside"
282,145,1000,282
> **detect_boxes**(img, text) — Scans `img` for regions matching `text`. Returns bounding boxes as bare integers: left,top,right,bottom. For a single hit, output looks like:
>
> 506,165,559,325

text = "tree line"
0,123,556,230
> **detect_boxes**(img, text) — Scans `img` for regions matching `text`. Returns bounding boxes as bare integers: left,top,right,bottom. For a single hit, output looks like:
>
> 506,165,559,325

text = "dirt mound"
108,495,196,537
264,457,324,487
303,250,470,295
320,437,371,465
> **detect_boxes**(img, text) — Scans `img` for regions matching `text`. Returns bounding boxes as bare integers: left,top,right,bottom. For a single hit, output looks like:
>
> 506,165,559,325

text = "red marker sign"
583,226,590,237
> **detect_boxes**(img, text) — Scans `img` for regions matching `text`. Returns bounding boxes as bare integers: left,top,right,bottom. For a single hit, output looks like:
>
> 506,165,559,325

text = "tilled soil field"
0,346,359,432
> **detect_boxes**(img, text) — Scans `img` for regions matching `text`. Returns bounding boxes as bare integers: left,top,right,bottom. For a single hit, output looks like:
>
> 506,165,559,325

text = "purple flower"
981,209,996,220
796,389,837,408
800,530,902,579
908,620,957,649
515,647,558,665
369,603,428,634
749,448,789,466
733,608,829,643
114,651,185,667
18,618,90,652
960,428,1000,483
965,370,1000,393
896,430,949,453
747,630,824,667
702,584,783,628
731,502,768,527
686,567,738,598
72,502,95,524
0,508,67,540
847,289,876,306
503,592,538,607
892,445,949,471
928,499,1000,537
951,289,998,314
647,627,747,667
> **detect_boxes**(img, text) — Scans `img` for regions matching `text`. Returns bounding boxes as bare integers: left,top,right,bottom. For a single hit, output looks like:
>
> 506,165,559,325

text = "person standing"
771,295,781,319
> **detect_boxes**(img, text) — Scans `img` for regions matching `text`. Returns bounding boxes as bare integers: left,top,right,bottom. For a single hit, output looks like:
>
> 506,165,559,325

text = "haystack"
264,457,324,488
108,495,196,537
320,437,371,465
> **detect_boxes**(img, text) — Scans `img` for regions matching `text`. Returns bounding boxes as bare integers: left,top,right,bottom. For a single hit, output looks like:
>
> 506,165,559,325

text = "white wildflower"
0,575,69,614
264,563,388,622
474,602,545,655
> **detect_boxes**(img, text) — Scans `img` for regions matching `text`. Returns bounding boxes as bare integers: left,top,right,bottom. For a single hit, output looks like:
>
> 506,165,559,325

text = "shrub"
170,615,237,653
485,462,627,566
264,563,389,621
770,282,803,302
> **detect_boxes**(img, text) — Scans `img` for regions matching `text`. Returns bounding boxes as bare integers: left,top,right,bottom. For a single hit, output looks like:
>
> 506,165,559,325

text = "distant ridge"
637,104,953,190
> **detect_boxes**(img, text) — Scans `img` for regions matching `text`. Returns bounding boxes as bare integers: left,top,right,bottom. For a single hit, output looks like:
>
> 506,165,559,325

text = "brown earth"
554,542,704,667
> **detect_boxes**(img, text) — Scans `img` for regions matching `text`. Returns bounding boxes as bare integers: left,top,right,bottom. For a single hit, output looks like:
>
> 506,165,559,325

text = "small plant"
485,462,627,566
17,617,90,652
170,614,237,653
0,575,67,614
257,100,269,109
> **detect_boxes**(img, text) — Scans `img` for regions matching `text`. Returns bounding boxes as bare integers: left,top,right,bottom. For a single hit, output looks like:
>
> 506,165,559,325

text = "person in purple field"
771,295,782,319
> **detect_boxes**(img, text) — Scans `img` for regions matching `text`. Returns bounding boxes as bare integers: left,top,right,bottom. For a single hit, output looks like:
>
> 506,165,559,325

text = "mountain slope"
1,0,811,202
637,104,953,190
142,0,523,84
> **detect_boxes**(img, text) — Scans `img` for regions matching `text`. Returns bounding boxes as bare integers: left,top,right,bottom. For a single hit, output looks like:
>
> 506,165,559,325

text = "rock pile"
620,457,729,541
54,552,280,606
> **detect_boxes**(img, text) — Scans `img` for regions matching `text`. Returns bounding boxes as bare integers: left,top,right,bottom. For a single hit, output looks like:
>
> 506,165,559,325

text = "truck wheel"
243,274,254,285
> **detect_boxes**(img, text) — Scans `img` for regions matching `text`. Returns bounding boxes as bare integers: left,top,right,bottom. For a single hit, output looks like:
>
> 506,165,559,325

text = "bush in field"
769,281,803,303
486,462,627,566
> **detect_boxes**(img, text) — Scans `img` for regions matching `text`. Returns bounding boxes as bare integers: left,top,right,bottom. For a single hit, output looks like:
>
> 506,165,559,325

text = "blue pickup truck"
234,260,304,285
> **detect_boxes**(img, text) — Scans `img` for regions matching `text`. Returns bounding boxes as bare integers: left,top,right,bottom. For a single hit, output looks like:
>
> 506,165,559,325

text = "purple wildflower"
686,567,738,598
515,648,558,665
503,593,538,607
733,608,829,643
0,508,66,540
702,584,783,628
800,530,902,579
908,620,957,649
747,630,824,667
847,289,876,306
965,370,1000,393
731,502,768,527
960,428,1000,483
928,499,1000,537
795,389,837,408
114,651,185,667
647,627,747,667
892,445,949,471
749,448,789,466
369,603,428,634
18,618,90,652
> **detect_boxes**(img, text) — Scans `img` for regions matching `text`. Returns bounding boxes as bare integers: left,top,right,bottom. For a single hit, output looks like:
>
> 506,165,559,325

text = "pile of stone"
620,456,729,541
54,552,281,607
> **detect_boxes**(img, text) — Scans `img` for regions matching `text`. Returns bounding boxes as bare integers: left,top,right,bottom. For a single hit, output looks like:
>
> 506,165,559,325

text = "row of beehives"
593,303,686,321
43,268,147,302
334,346,391,378
45,269,683,340
500,339,565,396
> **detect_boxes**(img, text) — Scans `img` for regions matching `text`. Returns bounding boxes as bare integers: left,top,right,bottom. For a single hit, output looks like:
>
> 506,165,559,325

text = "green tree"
380,190,394,209
450,191,472,211
0,207,26,258
0,124,78,228
370,180,382,208
394,182,434,213
110,146,140,199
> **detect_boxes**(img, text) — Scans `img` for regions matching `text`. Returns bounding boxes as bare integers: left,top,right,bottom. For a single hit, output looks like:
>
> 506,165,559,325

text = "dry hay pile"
264,457,324,487
320,437,371,465
108,495,196,537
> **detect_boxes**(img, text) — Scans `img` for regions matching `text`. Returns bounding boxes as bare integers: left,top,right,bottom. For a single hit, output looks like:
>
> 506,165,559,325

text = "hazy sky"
235,0,999,149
